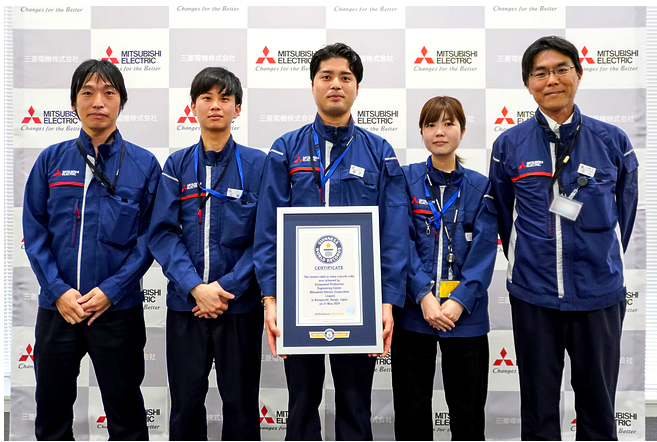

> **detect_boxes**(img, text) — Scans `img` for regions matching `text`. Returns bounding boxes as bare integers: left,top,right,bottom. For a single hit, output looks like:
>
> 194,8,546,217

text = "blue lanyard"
311,125,356,189
193,139,244,201
423,157,462,232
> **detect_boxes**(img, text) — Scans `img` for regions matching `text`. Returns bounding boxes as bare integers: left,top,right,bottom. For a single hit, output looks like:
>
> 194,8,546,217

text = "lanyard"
538,115,583,195
76,131,125,196
307,124,356,199
424,158,462,278
193,139,244,222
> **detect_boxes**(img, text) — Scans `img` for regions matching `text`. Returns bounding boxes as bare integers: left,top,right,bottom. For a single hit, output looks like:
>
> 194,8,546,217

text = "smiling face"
191,85,241,133
526,49,582,124
311,57,359,126
73,73,121,137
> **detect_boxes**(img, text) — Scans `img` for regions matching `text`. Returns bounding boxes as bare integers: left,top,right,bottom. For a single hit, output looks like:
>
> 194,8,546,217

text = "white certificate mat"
296,226,363,327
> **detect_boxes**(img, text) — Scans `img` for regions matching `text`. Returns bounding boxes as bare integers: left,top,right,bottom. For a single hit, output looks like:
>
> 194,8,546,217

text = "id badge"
439,281,460,298
226,188,243,199
549,194,583,221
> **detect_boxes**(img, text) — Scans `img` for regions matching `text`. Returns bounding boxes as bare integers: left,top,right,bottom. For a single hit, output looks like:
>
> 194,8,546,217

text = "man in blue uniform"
254,42,409,440
489,36,639,440
148,67,266,441
23,59,161,440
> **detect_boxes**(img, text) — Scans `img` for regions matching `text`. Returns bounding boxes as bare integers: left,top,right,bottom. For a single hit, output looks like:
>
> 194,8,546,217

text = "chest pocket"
570,168,617,230
343,170,379,200
98,193,141,247
220,195,257,247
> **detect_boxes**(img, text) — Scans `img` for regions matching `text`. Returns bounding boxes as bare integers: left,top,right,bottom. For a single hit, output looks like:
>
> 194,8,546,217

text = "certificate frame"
276,206,383,355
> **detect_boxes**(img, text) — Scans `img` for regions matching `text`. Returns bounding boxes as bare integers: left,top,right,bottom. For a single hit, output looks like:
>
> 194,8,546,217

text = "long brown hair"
419,96,466,165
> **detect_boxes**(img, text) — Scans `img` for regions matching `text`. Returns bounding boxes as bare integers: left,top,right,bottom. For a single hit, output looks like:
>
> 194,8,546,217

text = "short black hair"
70,59,127,115
190,67,243,105
521,36,582,86
310,42,363,85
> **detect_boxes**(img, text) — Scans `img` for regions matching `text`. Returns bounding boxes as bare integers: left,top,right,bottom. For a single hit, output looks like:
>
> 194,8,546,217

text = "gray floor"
648,416,657,441
4,413,657,440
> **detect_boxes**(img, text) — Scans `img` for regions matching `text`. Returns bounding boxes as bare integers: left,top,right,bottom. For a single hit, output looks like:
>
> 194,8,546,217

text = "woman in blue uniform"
392,96,498,441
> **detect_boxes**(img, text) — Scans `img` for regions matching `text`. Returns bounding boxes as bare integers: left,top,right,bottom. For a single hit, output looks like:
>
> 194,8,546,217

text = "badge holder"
549,195,582,221
549,176,587,221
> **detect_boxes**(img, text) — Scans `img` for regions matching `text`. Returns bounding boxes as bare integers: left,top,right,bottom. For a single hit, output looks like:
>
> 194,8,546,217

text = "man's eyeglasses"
529,66,576,80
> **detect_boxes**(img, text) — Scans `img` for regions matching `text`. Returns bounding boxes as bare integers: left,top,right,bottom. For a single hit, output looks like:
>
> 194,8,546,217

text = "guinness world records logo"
315,235,343,264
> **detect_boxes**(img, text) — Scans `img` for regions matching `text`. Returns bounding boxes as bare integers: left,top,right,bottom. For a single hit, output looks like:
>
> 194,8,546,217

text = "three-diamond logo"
19,344,34,362
256,46,276,64
178,106,198,124
260,406,275,424
414,46,434,64
493,348,514,366
22,106,42,124
102,47,119,64
579,46,595,64
494,107,515,125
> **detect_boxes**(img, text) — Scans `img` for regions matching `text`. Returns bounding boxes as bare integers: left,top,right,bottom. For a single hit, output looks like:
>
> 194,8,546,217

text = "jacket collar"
535,105,582,146
312,113,355,146
198,135,234,166
426,157,465,187
78,128,123,160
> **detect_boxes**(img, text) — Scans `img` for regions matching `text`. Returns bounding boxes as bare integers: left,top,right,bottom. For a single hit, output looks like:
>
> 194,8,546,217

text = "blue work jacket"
489,106,639,311
148,136,266,313
253,114,410,307
398,160,497,337
23,129,161,311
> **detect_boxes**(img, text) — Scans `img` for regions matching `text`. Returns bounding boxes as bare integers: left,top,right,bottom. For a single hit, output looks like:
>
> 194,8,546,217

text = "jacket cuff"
45,281,73,306
217,273,247,300
448,284,475,314
414,280,435,305
99,279,123,305
179,273,204,300
409,270,434,305
382,290,406,308
259,281,276,299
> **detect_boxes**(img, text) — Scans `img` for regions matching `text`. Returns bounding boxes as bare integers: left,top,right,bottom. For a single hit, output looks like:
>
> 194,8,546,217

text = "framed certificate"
276,206,383,355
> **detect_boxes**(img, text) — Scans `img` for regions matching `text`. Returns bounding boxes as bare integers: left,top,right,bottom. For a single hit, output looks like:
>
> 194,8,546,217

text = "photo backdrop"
8,5,647,440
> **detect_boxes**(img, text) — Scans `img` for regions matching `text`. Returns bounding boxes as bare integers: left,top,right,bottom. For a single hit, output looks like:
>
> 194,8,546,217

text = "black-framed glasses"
529,66,576,80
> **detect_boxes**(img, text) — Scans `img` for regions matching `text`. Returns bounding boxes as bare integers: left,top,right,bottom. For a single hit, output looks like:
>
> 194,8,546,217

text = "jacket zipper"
72,202,81,247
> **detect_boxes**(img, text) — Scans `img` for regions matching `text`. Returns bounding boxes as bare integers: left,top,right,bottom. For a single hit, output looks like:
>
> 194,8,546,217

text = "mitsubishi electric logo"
259,403,289,430
178,106,197,124
494,107,535,132
579,44,640,73
260,406,275,424
20,106,80,132
19,344,34,362
414,45,479,72
493,348,514,366
580,46,595,64
256,46,276,64
18,344,35,369
414,46,434,64
255,45,315,72
495,107,515,125
492,348,517,374
22,106,42,124
100,45,163,67
102,46,119,64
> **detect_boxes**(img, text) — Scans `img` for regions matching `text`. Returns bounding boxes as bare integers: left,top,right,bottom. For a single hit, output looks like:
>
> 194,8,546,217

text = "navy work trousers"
510,296,625,441
166,308,263,441
34,304,148,441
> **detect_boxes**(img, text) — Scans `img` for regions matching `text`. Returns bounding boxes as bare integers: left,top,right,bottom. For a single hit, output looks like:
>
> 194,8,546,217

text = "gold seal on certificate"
296,227,363,327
